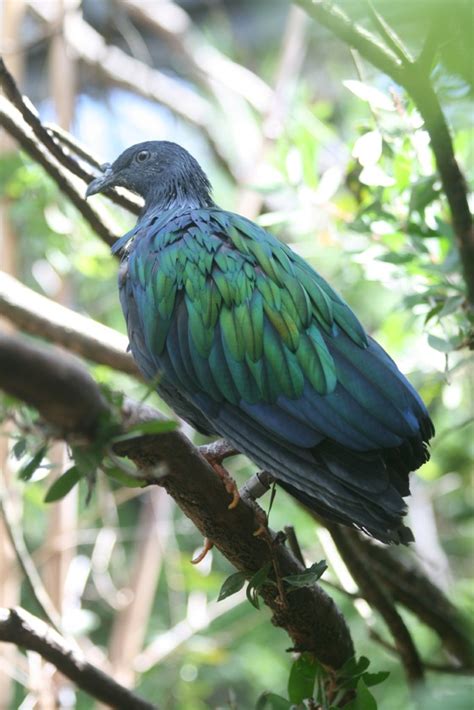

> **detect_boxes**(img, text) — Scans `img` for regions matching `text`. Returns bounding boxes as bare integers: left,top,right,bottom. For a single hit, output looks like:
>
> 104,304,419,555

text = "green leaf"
18,445,47,481
44,466,80,503
352,657,371,675
217,572,247,602
344,678,378,710
112,419,177,443
128,419,177,434
428,334,463,353
409,176,439,214
439,296,464,318
255,692,292,710
283,560,327,588
338,656,373,690
343,80,395,111
105,467,147,489
377,252,415,265
12,439,26,460
247,561,272,609
362,671,390,687
288,654,317,704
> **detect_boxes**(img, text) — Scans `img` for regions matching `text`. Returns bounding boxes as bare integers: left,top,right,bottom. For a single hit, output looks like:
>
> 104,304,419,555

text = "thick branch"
0,332,109,436
0,331,354,670
0,271,140,378
0,608,157,710
298,0,474,306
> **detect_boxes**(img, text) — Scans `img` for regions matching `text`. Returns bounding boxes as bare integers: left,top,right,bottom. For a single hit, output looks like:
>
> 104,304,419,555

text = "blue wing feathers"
119,206,433,543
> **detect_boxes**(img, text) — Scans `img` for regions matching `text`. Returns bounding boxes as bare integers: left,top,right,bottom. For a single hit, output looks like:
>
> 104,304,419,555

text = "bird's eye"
136,150,150,163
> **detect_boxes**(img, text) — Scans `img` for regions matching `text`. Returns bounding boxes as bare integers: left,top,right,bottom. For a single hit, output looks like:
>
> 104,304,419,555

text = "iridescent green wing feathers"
129,208,367,408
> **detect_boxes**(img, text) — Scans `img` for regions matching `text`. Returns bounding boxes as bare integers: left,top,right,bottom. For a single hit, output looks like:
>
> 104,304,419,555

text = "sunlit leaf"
343,80,395,111
377,252,416,264
428,334,463,352
359,165,395,187
352,131,382,167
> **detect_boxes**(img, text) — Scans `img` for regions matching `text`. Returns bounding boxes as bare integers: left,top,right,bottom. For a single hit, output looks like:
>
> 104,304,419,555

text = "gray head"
85,141,213,211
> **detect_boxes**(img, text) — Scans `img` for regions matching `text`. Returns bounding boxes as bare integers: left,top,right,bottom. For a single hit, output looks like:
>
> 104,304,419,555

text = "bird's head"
85,141,213,211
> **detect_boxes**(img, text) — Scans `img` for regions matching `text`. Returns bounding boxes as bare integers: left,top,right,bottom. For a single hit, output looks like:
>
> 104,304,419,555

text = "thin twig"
366,0,412,66
327,524,425,686
0,57,141,215
0,488,65,640
120,0,273,114
284,526,306,567
0,100,119,246
45,124,103,169
369,630,474,677
356,536,474,668
0,608,157,709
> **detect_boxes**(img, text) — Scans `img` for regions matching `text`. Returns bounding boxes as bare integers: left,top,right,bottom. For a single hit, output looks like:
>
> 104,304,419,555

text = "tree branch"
356,537,474,668
0,608,157,710
120,0,273,114
0,98,119,247
0,332,110,437
0,57,141,216
26,2,237,179
327,524,425,686
0,331,354,670
297,0,474,306
0,271,140,378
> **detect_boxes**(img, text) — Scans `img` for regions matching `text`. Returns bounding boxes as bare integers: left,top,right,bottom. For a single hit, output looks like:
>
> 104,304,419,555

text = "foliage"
257,654,390,709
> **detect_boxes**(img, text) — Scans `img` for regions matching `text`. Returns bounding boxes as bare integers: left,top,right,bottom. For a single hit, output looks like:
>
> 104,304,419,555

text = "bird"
86,140,434,544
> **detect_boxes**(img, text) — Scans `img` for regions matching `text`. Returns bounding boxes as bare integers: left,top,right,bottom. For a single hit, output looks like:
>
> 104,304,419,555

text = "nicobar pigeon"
86,141,434,544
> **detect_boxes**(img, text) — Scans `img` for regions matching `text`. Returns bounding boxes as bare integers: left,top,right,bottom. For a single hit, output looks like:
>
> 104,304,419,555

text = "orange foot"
253,506,269,538
201,440,240,510
191,537,214,565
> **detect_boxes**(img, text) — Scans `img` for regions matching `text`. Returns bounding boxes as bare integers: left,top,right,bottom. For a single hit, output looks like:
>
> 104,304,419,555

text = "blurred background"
0,0,473,708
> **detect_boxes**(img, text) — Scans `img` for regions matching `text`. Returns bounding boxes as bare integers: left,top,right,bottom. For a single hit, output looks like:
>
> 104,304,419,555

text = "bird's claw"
202,448,240,510
191,537,214,565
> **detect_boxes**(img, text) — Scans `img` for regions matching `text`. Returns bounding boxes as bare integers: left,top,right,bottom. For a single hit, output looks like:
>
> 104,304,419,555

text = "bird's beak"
85,163,114,198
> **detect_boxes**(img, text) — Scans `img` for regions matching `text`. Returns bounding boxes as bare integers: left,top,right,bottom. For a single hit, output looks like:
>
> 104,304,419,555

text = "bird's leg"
200,439,241,510
240,471,275,536
190,441,239,565
241,472,288,607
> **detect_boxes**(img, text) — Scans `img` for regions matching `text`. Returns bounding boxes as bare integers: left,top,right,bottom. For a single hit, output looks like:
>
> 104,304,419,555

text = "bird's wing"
126,208,433,539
